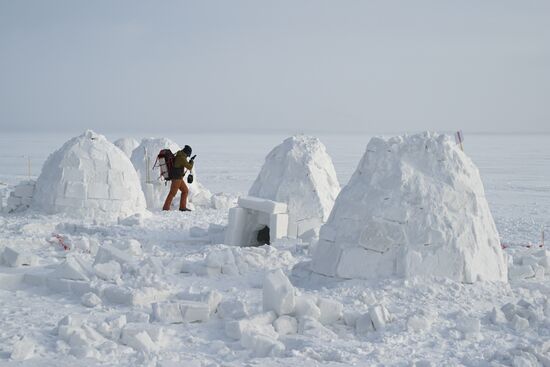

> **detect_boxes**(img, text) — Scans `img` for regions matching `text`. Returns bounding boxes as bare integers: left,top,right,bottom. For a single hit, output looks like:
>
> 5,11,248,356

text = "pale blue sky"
1,0,549,133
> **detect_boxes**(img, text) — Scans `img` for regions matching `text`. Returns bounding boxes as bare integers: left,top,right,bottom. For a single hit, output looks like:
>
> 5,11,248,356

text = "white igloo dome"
114,137,139,158
249,135,340,238
33,130,146,218
311,132,508,283
130,138,212,210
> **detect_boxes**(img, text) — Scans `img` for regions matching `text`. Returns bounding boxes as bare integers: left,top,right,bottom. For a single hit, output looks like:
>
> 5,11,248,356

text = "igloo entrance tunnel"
225,136,340,246
311,132,508,283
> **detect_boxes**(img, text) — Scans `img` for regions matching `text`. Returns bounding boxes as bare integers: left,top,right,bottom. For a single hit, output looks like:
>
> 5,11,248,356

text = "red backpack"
155,149,175,181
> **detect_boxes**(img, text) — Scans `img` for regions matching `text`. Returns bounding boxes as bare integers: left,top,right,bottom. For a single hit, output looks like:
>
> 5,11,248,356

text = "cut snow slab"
263,268,295,316
312,132,508,283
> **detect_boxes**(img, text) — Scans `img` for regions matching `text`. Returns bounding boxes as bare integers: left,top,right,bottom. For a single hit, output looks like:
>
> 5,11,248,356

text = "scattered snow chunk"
510,315,530,332
294,295,321,320
489,307,507,324
317,298,343,325
2,246,34,267
273,315,298,335
10,336,35,361
369,304,392,331
263,268,295,316
217,299,248,320
93,260,122,281
120,330,158,353
81,292,102,308
356,313,375,334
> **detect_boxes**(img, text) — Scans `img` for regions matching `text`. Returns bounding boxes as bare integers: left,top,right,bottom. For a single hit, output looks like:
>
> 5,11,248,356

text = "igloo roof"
249,135,340,224
33,130,146,218
114,137,139,158
311,132,508,283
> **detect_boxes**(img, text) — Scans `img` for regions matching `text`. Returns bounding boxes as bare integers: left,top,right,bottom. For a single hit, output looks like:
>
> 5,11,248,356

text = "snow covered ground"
0,132,549,366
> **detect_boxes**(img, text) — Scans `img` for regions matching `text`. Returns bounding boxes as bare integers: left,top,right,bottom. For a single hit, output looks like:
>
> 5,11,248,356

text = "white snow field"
0,131,549,366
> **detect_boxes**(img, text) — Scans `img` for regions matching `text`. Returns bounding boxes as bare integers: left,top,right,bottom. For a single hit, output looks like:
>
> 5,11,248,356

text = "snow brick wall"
130,138,212,210
5,180,35,213
311,132,508,283
248,136,340,239
33,130,146,218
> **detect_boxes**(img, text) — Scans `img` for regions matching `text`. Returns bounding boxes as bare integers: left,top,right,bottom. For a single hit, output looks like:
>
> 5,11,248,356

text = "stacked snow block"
508,249,549,280
225,196,289,247
5,180,35,213
33,130,146,218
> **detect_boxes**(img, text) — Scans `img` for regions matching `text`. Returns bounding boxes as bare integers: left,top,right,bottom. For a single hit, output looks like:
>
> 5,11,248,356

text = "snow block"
225,207,249,246
10,337,35,361
94,244,134,266
152,301,210,323
263,269,295,316
369,304,392,330
508,265,535,280
238,196,287,214
217,299,249,319
93,261,122,281
356,313,375,334
298,316,337,339
2,246,33,267
294,295,321,320
317,298,343,325
273,315,298,335
240,332,285,358
270,213,289,240
81,292,102,308
225,311,277,340
120,330,158,353
50,257,90,281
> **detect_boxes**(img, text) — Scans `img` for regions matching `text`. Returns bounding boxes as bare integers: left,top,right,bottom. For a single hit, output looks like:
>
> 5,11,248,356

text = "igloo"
225,136,340,246
311,132,508,283
33,130,146,218
114,137,139,158
130,138,212,210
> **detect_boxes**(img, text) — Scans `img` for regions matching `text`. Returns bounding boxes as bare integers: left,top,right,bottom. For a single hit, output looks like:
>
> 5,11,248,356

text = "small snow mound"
130,137,212,210
113,137,139,158
249,135,340,239
33,130,146,218
311,132,508,283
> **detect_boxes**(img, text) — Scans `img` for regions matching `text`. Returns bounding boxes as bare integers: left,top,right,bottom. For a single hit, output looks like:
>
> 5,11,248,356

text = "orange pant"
162,179,189,210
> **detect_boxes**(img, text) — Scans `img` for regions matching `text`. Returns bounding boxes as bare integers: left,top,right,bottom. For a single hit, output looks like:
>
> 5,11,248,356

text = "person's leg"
179,180,189,210
162,179,181,210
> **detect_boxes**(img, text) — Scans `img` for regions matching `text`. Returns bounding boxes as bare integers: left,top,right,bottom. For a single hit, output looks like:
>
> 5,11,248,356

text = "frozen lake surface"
1,131,548,244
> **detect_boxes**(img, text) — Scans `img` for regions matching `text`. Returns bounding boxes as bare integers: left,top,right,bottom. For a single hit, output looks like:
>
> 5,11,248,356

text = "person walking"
162,145,194,211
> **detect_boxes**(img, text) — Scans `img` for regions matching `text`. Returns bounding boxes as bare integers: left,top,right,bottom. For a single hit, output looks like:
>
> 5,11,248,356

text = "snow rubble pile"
226,136,340,246
507,248,549,280
222,268,393,357
113,137,139,158
312,132,508,283
4,180,35,213
32,131,146,218
130,137,212,210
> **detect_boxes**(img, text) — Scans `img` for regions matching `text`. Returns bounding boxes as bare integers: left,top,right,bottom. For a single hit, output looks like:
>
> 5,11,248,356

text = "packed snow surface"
249,135,340,238
312,132,508,283
32,131,146,218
